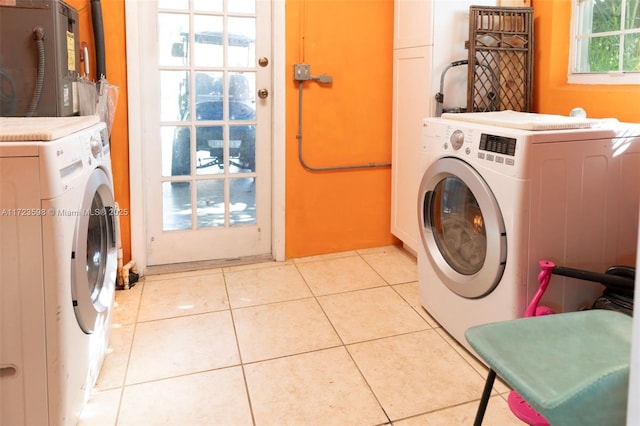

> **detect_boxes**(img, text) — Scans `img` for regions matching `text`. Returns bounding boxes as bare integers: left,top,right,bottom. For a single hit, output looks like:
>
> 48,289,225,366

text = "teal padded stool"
465,310,632,426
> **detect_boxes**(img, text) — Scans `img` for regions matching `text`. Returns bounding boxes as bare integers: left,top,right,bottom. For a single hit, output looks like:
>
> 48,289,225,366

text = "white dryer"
418,112,640,351
0,116,117,425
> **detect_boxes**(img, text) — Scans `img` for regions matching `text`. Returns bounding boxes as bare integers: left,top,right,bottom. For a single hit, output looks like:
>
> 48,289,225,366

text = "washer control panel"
422,118,529,177
478,133,517,166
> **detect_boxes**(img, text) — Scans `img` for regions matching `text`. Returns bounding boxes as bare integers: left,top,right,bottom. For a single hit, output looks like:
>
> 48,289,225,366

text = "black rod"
552,265,634,288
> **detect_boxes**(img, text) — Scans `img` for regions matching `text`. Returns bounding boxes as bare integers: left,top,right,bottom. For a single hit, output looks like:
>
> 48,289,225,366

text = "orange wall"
533,0,640,121
67,0,131,262
284,0,397,258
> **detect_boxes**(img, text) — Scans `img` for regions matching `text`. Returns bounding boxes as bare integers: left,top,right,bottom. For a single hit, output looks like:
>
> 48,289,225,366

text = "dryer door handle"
422,190,435,230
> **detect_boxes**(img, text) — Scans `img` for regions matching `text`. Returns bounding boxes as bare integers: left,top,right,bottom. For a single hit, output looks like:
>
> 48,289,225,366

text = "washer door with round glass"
71,168,118,334
418,157,506,298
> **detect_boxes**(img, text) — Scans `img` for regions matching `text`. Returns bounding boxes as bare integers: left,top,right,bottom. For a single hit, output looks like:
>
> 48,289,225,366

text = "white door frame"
125,0,286,275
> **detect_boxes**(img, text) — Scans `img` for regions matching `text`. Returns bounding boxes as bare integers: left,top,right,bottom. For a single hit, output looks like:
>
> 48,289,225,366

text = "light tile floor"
78,245,524,425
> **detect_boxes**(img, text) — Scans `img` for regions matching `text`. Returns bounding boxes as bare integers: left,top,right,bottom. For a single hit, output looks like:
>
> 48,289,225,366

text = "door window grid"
157,2,257,230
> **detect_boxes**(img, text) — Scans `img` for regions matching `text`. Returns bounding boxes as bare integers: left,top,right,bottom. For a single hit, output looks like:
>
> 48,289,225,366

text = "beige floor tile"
434,327,511,394
111,284,143,327
318,286,429,344
118,367,252,426
78,388,121,426
296,255,387,296
244,347,388,426
360,245,418,284
392,282,439,327
347,330,486,421
95,324,134,391
126,311,239,385
137,273,228,322
393,395,524,425
225,263,312,308
233,298,341,363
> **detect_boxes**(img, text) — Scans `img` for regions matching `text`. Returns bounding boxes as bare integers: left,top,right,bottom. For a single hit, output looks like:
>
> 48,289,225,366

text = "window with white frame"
569,0,640,84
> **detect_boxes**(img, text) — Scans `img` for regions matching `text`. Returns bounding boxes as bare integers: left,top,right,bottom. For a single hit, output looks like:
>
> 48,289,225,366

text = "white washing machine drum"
419,157,507,299
71,167,117,334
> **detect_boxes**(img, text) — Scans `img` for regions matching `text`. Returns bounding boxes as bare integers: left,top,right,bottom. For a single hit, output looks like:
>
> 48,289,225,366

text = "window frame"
568,0,640,85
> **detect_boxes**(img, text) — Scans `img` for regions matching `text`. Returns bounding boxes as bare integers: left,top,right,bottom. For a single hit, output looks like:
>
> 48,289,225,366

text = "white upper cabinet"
394,0,433,49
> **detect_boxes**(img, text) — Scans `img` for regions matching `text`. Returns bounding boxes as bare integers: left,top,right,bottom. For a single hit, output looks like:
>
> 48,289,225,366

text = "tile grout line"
113,279,146,426
221,267,258,426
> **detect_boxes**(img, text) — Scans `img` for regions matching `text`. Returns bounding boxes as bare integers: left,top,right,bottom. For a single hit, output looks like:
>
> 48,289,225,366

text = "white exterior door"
127,0,273,267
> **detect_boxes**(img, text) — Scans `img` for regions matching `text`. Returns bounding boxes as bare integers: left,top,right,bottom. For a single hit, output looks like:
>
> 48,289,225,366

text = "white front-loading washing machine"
0,116,117,425
418,112,640,351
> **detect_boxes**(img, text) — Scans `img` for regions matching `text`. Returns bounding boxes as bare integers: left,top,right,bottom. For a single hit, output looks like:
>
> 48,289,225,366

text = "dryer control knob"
450,130,464,150
90,137,102,158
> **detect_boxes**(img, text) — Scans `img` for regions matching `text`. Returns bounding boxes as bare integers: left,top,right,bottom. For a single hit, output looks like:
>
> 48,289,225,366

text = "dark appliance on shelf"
0,0,80,117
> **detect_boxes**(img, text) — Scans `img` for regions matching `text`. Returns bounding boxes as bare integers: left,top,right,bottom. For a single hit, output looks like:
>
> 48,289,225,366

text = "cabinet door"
394,0,433,48
391,46,433,253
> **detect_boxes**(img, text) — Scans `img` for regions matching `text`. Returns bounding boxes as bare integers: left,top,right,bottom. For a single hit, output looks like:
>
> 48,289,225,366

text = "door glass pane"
163,181,191,230
194,0,222,12
430,177,486,275
228,0,255,14
158,13,189,66
228,17,256,67
229,72,255,118
196,125,225,175
230,124,255,172
159,0,188,10
194,77,223,120
230,177,256,225
164,125,191,177
194,15,224,67
160,70,188,121
195,72,223,113
229,72,255,174
197,179,224,228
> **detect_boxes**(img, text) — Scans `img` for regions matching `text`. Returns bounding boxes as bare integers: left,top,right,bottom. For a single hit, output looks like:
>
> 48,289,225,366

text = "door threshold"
145,254,274,276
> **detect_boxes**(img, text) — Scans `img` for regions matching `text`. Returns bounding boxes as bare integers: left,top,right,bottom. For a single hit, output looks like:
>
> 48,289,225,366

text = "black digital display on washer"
479,133,517,156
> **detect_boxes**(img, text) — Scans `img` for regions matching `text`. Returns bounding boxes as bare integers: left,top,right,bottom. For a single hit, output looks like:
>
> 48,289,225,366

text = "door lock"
257,88,269,99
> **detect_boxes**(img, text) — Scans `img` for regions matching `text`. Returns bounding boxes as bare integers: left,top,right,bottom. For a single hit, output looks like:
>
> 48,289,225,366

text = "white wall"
431,0,499,113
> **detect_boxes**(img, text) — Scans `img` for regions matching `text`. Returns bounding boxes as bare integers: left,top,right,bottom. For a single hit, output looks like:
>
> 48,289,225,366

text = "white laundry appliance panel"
0,156,49,426
0,119,116,426
418,116,640,350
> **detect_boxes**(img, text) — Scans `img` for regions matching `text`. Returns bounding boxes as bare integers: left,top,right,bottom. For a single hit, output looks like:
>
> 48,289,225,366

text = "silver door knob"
257,88,269,99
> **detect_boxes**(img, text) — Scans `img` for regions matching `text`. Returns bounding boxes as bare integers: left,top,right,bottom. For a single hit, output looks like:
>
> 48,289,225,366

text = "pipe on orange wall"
295,80,392,172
